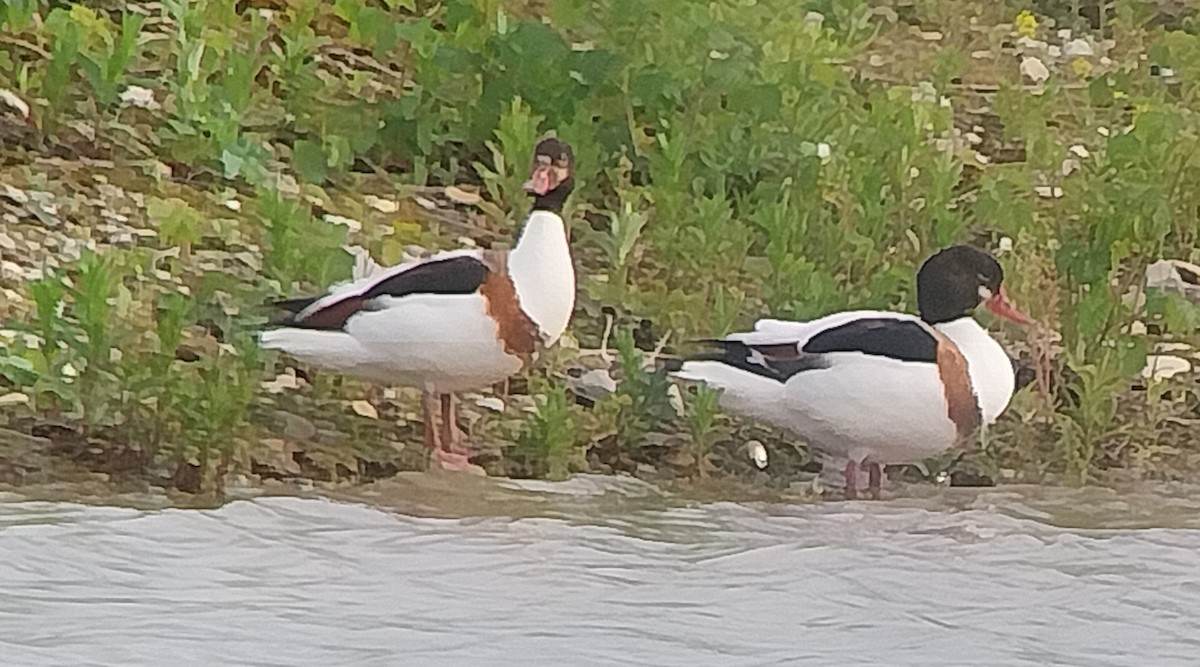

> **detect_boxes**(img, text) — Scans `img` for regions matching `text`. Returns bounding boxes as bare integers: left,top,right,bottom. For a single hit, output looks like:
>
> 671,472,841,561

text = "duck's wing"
273,249,490,331
692,311,936,382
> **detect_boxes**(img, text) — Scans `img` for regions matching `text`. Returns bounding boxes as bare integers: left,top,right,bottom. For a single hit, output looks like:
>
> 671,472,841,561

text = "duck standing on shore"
675,245,1032,499
261,137,577,471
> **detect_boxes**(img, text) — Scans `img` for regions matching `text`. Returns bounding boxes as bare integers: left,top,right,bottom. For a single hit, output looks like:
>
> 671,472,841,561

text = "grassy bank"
0,0,1197,496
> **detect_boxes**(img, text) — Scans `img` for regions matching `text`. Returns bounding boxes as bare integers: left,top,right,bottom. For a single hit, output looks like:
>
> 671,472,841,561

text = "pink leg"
843,460,859,500
421,392,439,453
867,461,883,500
441,393,469,455
435,393,474,471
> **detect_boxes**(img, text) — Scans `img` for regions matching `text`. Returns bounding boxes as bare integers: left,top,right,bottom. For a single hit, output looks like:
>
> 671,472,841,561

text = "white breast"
508,210,576,344
933,318,1016,423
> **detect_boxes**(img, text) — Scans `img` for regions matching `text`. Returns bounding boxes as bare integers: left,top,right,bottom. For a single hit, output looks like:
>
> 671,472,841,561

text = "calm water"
2,475,1200,666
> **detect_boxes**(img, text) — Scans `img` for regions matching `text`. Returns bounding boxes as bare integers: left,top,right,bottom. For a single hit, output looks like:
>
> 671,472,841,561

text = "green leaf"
220,149,246,179
293,140,328,183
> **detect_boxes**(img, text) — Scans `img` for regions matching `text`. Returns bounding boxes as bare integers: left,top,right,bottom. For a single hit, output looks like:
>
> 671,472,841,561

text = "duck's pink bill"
523,165,556,195
985,287,1033,324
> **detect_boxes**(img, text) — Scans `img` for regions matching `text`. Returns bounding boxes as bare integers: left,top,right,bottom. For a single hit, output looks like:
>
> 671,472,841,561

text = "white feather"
730,311,922,347
509,210,575,344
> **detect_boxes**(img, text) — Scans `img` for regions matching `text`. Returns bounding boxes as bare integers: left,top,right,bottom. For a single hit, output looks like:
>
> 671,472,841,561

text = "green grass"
0,0,1197,493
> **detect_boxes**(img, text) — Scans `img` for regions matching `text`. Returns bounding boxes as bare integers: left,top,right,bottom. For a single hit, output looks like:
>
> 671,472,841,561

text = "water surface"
2,476,1199,666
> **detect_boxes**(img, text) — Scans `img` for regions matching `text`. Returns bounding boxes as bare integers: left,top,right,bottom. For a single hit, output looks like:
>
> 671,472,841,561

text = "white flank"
261,293,522,393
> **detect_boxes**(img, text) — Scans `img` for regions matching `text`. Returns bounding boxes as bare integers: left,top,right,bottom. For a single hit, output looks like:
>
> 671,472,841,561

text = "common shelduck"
261,137,577,471
675,245,1031,499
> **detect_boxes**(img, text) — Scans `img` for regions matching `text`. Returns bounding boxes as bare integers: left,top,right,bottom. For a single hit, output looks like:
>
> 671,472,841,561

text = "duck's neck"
508,210,576,344
932,317,1016,424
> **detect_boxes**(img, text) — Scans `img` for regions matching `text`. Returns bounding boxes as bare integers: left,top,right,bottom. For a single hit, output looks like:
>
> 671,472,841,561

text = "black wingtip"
678,339,828,383
657,355,685,373
268,296,319,314
261,295,319,327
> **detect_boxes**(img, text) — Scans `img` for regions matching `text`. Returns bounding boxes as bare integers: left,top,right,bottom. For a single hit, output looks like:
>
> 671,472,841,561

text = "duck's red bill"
985,287,1033,324
524,164,557,195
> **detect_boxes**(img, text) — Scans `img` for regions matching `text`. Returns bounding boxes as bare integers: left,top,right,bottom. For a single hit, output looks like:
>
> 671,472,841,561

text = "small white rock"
444,186,482,206
1141,355,1191,381
119,85,159,110
576,368,618,394
323,214,362,233
1063,38,1094,57
475,396,506,412
223,199,242,211
748,441,768,469
350,400,379,420
1020,56,1051,84
0,89,30,118
0,392,30,406
667,384,685,418
364,195,400,214
1034,185,1064,198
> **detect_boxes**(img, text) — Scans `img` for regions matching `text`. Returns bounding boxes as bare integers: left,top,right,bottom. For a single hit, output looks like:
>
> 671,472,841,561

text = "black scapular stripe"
689,340,830,384
802,318,937,363
362,255,489,300
272,255,490,330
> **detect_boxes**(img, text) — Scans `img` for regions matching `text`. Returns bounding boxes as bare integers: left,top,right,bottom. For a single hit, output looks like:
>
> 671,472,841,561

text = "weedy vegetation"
0,0,1198,496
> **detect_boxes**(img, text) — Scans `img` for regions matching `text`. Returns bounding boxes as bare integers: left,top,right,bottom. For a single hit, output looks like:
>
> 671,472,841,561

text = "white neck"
933,317,1016,423
508,210,576,345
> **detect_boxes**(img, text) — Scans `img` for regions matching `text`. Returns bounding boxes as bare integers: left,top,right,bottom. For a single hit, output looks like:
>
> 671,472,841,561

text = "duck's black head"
524,137,575,213
916,245,1031,325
